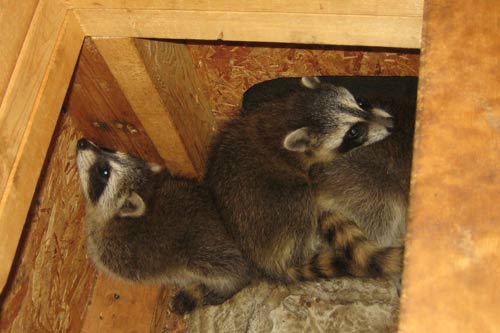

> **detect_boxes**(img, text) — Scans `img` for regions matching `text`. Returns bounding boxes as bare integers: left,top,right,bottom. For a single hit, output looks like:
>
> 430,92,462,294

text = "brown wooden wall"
0,41,419,333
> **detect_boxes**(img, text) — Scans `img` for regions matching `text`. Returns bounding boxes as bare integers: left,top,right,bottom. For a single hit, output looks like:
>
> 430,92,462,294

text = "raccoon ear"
283,127,311,152
301,76,321,89
148,162,163,173
119,191,146,218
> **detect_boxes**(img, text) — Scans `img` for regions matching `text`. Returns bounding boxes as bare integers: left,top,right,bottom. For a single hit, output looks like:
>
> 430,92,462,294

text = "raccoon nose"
377,116,394,132
77,138,89,150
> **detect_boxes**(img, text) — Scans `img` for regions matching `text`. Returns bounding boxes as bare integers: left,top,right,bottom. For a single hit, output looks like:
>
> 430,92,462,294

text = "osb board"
0,114,97,333
187,43,420,122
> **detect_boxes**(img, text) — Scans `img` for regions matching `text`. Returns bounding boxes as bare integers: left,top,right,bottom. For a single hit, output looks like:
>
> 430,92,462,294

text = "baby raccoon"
76,139,251,314
242,76,416,247
311,104,413,247
206,76,403,283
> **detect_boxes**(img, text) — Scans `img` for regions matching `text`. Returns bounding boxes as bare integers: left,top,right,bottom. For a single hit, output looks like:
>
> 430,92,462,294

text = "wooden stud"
0,0,67,203
74,9,422,49
67,0,423,17
399,0,500,331
93,38,215,177
0,10,84,293
0,0,40,104
65,38,164,164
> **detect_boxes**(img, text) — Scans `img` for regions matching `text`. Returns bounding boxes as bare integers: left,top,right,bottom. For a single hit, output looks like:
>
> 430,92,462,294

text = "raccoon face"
76,139,161,221
283,77,393,163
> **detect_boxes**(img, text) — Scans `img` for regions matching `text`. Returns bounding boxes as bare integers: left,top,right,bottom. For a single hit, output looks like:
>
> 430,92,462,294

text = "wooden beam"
74,9,422,49
0,0,67,206
0,0,39,104
0,8,84,293
65,38,164,164
93,38,215,177
399,0,500,331
67,0,423,17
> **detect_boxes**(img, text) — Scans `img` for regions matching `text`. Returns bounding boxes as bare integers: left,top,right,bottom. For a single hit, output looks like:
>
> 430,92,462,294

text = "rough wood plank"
0,11,84,294
68,0,423,17
399,0,500,332
0,115,97,333
75,9,422,49
0,0,40,105
93,38,215,177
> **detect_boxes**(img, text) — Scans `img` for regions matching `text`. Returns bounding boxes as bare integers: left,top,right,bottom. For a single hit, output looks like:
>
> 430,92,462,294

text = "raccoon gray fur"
206,76,403,283
242,76,415,247
311,105,413,247
76,139,251,314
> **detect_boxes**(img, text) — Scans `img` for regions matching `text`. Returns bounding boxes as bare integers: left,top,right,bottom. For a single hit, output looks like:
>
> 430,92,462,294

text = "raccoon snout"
77,138,103,152
376,116,394,133
77,138,90,150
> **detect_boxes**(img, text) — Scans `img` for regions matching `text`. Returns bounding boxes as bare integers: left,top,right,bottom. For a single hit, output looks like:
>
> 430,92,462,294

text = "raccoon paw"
170,290,197,315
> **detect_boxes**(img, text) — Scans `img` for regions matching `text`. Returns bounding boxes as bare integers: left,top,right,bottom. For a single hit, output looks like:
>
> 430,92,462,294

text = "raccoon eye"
346,124,361,139
356,98,371,110
98,166,110,179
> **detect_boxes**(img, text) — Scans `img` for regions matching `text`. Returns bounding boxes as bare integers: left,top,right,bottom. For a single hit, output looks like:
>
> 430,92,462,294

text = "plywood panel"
75,9,422,49
0,115,96,333
399,0,500,331
0,0,39,104
0,11,84,293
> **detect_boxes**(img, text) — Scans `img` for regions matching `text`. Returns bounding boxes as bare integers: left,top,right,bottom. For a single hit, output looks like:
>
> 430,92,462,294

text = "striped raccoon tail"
286,212,404,282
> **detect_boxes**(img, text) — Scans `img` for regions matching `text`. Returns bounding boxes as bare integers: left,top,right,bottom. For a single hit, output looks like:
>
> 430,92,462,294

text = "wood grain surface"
399,0,500,331
0,10,84,294
0,0,40,104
